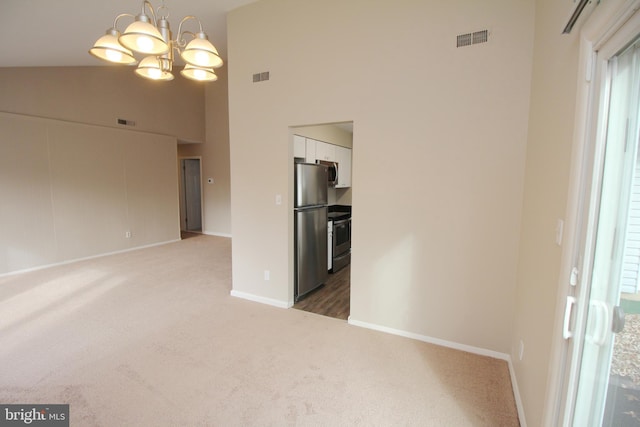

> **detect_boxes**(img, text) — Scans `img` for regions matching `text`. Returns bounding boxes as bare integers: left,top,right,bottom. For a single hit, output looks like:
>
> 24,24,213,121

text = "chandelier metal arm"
176,16,204,46
141,0,157,22
176,30,196,48
112,13,135,30
157,0,170,20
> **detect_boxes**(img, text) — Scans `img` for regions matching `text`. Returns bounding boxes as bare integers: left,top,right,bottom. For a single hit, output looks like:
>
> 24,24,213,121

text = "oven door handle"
333,218,350,226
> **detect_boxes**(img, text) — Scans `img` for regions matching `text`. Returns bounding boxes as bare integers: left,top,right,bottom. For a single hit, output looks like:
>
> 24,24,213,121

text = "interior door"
571,36,640,426
182,159,202,232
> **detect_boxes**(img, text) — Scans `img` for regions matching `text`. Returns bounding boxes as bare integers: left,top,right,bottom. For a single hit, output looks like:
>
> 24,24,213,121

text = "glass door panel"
573,38,640,426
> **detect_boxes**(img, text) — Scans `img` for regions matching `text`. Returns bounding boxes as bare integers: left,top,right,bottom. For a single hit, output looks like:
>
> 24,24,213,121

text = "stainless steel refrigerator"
294,163,329,301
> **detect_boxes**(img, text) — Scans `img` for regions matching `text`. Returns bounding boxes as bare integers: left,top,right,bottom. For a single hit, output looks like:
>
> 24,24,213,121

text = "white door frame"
544,2,640,425
178,156,204,232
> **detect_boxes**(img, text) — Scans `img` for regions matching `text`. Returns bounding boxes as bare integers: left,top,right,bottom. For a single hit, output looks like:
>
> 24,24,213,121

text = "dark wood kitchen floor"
293,265,350,320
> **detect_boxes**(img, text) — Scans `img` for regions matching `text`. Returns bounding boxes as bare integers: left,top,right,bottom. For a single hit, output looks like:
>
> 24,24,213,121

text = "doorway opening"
290,121,353,320
179,157,203,234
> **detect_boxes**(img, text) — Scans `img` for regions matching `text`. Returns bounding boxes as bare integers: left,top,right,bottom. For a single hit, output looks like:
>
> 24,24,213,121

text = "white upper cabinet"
335,145,351,188
292,134,352,188
305,138,316,163
315,140,336,162
293,134,306,159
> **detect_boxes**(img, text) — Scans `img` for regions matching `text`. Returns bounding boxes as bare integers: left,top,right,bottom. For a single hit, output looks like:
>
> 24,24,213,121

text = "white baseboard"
230,289,290,308
0,239,181,278
507,358,527,427
202,230,232,238
348,318,509,360
347,317,526,426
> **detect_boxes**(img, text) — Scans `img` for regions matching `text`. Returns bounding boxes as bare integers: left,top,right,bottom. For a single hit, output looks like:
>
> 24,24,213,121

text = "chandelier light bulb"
195,51,209,65
105,49,123,62
136,36,154,52
148,67,161,79
193,68,206,80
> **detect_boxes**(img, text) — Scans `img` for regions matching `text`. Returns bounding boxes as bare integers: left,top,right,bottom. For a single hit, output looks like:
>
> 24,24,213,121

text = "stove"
328,205,351,273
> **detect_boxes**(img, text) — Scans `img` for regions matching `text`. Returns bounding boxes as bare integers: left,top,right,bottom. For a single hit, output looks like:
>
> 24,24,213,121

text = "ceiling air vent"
457,29,489,48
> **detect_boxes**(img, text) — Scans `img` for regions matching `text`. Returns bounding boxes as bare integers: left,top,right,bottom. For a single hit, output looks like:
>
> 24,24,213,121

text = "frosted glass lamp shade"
87,6,222,83
181,33,223,68
135,56,174,81
180,65,217,82
89,30,136,65
119,20,168,55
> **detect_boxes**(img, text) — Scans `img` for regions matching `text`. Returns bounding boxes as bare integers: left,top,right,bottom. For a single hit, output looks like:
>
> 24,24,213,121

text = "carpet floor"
0,235,519,426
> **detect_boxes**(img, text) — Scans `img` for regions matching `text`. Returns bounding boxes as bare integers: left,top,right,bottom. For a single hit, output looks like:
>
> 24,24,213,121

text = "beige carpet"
0,235,519,426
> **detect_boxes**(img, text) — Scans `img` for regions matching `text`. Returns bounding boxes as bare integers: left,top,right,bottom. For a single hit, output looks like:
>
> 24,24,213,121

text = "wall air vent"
473,30,488,44
252,71,270,83
457,30,489,48
457,33,472,48
117,118,135,126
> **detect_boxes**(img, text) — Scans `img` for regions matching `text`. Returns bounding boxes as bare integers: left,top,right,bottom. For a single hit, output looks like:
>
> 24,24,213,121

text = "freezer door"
295,206,329,300
295,163,328,208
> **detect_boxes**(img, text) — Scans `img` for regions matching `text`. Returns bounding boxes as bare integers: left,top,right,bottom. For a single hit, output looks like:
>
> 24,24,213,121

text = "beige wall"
511,0,580,424
177,67,232,237
0,67,205,143
0,112,179,275
0,66,203,275
228,0,534,354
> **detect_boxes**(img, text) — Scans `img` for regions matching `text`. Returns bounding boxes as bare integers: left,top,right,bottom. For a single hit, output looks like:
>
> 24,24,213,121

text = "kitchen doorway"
291,121,353,320
179,157,203,232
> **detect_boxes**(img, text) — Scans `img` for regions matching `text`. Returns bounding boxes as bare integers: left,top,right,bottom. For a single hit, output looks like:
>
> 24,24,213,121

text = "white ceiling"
0,0,257,67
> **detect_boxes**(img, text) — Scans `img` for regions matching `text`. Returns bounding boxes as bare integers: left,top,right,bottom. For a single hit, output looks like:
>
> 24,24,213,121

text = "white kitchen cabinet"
293,135,306,159
292,136,351,188
305,138,316,163
335,146,352,188
315,141,336,162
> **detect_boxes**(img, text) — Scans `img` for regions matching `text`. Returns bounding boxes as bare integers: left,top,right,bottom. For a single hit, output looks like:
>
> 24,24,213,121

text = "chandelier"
89,0,222,82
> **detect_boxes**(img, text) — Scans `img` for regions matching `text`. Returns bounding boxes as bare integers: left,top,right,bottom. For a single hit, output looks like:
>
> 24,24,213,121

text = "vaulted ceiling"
0,0,257,67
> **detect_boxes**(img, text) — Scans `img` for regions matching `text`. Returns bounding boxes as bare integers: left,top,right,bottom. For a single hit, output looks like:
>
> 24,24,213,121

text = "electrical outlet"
125,231,131,238
264,270,270,281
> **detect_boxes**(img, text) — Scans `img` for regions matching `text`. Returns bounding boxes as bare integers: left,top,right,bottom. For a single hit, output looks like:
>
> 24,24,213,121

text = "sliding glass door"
569,34,640,426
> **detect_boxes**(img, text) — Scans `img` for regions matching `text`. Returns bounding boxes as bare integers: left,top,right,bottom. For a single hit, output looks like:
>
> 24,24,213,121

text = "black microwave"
317,160,338,186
